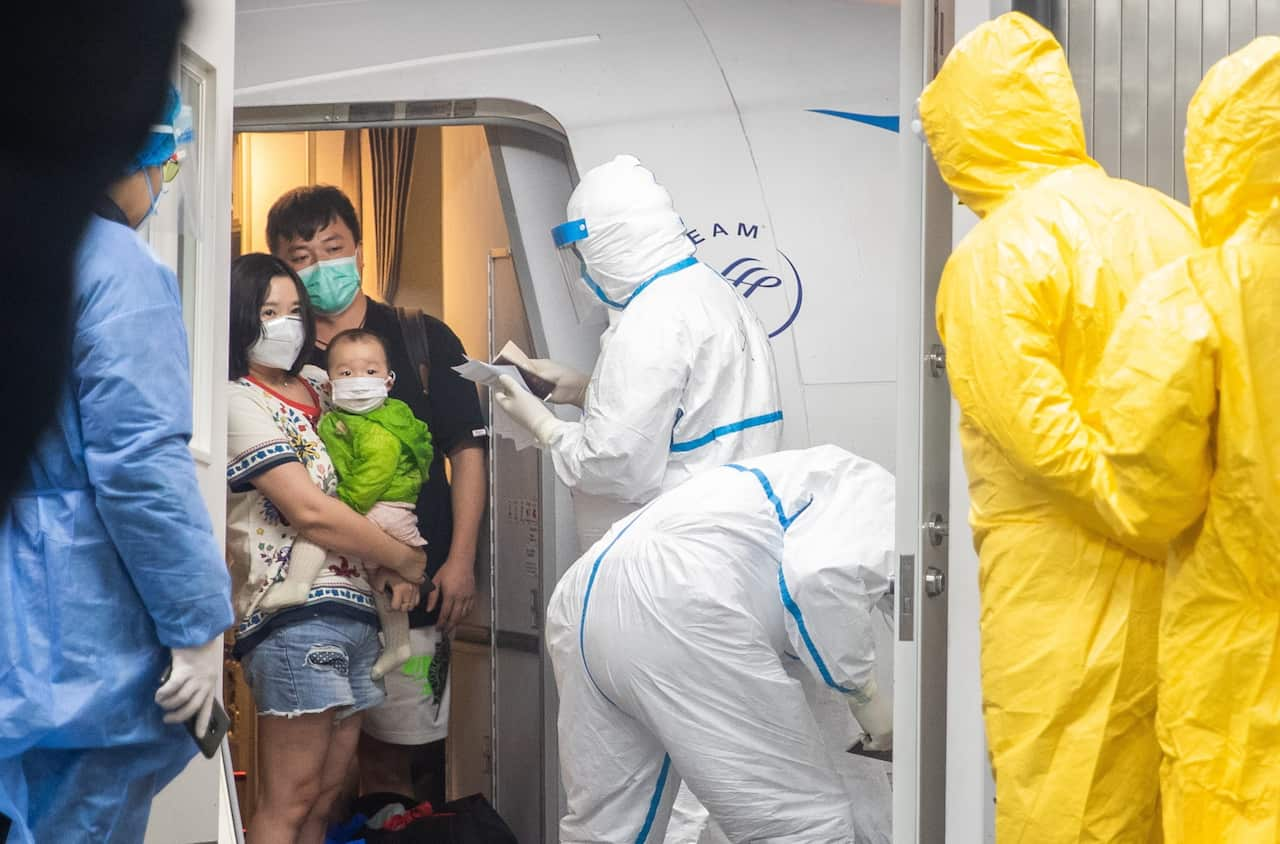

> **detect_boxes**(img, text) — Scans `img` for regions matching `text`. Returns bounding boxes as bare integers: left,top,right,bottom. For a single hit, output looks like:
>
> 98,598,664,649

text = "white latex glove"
156,635,224,736
493,374,565,446
522,358,590,407
848,677,893,751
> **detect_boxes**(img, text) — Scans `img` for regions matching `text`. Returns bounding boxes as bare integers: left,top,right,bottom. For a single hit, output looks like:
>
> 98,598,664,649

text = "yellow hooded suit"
921,12,1198,842
1084,37,1280,842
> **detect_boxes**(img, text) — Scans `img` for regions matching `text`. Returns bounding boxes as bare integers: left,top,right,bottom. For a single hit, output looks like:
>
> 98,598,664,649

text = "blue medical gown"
0,216,233,841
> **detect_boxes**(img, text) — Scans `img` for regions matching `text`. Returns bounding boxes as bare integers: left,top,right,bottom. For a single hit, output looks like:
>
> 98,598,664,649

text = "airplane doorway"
227,113,594,844
228,122,514,824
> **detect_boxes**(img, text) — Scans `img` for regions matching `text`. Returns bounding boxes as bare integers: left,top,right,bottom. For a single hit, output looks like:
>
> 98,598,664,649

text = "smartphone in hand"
159,664,231,759
189,698,231,759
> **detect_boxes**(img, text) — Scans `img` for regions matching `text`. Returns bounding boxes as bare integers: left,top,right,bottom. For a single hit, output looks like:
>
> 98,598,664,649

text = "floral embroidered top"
226,365,376,656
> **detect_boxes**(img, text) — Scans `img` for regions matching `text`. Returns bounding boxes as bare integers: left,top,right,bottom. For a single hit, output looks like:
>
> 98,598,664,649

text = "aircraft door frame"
895,1,955,842
143,0,241,841
230,105,597,844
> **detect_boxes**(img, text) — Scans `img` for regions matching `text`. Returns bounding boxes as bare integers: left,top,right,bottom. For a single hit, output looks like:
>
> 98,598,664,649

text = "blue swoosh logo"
808,109,900,133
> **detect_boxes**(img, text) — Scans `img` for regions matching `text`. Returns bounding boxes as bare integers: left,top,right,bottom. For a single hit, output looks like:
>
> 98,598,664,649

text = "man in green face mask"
267,185,488,810
270,186,364,316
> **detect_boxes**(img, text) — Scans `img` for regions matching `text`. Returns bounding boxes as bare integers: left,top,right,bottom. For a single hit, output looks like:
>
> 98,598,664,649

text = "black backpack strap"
395,306,431,400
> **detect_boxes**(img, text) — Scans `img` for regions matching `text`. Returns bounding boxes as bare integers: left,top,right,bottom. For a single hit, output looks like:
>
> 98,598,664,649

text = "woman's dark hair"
228,253,317,380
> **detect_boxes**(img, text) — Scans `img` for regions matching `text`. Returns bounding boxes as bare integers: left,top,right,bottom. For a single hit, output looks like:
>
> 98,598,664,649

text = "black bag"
395,306,432,401
364,794,519,844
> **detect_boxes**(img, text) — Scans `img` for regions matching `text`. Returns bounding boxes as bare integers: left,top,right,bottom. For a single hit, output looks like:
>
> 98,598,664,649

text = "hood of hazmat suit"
564,154,696,308
921,12,1199,843
0,216,234,842
1082,37,1280,842
543,155,782,508
544,445,892,843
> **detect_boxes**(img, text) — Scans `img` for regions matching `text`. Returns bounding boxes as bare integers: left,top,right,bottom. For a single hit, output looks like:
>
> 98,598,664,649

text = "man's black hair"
228,253,317,379
266,185,362,254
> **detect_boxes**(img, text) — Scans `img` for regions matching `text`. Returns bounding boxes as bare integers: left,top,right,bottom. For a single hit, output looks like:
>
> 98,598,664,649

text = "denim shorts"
241,614,385,720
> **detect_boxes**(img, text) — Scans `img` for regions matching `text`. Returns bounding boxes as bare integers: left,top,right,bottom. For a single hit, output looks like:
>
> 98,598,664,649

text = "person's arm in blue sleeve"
74,239,233,648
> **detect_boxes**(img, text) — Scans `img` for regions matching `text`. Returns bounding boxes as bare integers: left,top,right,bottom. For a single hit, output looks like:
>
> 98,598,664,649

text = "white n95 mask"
249,316,306,371
332,376,390,414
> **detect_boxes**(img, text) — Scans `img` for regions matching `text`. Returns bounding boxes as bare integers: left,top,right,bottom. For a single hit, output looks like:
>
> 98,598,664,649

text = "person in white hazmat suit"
493,153,784,515
493,154,788,841
544,445,895,843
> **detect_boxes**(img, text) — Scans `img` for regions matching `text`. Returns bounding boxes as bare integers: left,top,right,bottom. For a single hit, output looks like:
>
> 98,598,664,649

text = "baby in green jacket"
259,328,433,680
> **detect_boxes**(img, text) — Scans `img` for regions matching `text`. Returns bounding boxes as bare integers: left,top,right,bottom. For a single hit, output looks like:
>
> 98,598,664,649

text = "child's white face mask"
332,375,390,414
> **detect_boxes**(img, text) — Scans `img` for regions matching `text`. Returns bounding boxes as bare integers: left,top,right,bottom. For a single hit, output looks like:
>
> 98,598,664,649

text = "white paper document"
451,343,547,451
452,358,533,391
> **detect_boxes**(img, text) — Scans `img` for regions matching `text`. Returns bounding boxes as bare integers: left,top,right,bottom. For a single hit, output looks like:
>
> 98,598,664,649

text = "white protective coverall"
499,155,788,840
546,445,894,844
505,154,783,535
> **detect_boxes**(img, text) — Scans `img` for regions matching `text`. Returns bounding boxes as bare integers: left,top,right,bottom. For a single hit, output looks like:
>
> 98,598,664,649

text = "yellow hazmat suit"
1084,38,1280,842
920,13,1198,842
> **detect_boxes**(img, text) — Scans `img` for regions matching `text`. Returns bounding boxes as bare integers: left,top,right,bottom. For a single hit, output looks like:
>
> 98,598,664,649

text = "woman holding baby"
224,253,427,842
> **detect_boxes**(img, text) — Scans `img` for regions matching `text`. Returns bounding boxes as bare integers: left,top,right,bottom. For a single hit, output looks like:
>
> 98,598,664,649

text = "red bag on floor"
364,794,518,844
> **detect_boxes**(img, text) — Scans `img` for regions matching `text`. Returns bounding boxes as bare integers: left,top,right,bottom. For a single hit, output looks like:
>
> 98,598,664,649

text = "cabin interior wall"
440,126,511,360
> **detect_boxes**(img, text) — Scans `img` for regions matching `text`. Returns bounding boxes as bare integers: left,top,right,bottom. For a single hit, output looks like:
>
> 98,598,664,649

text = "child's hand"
383,573,421,612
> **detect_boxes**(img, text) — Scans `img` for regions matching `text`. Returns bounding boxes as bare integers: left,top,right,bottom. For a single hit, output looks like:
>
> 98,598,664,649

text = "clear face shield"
552,217,590,290
144,104,202,243
551,217,614,318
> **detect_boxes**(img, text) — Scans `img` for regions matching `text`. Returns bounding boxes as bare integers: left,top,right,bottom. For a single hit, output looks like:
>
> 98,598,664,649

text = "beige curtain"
341,130,363,207
368,127,416,302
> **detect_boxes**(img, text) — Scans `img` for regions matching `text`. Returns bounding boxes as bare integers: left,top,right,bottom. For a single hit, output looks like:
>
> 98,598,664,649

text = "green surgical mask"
298,255,361,314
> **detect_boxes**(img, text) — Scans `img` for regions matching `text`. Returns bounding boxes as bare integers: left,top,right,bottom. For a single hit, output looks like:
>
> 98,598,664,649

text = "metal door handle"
924,566,946,597
925,344,947,378
924,513,948,547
